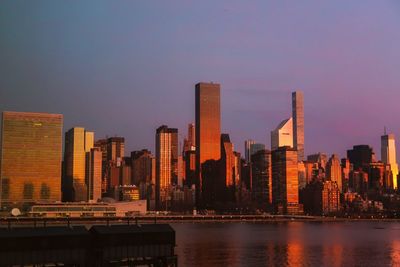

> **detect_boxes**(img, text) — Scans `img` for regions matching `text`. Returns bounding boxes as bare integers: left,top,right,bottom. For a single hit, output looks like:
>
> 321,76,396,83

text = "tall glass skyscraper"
244,139,255,163
195,82,221,205
156,125,178,209
292,91,304,161
0,111,63,209
381,133,399,189
63,127,94,202
272,146,301,214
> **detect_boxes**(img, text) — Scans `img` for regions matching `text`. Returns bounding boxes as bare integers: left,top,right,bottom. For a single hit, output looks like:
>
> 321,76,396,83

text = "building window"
40,183,51,200
1,178,10,200
23,183,34,200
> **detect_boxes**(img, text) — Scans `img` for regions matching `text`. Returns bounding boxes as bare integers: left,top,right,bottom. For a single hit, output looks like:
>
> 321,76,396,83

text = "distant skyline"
1,1,400,159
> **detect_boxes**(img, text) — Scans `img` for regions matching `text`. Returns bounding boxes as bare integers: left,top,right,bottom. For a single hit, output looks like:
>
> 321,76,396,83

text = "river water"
172,221,400,267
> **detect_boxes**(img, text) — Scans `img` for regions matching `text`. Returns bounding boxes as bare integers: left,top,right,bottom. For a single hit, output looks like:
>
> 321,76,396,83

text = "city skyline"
1,1,400,159
1,2,400,266
1,86,398,161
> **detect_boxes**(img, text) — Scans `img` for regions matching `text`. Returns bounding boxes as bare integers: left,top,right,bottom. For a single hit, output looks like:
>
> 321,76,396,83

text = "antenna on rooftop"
384,126,387,135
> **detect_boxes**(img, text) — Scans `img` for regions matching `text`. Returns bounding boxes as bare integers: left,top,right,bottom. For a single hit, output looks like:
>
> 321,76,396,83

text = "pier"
0,224,177,267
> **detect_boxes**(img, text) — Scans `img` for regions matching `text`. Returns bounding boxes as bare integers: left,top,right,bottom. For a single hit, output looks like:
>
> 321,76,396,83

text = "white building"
271,118,293,151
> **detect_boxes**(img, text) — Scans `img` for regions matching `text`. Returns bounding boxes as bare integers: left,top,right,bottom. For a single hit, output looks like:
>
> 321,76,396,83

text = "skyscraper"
326,154,343,192
64,127,94,201
107,137,125,163
292,91,304,161
244,139,255,163
271,118,293,150
347,145,374,170
85,147,102,202
220,134,235,202
302,180,340,215
155,125,178,209
0,111,63,208
195,82,221,205
184,150,196,187
251,149,272,208
381,133,399,189
184,123,196,152
272,147,301,214
131,149,155,185
250,143,266,158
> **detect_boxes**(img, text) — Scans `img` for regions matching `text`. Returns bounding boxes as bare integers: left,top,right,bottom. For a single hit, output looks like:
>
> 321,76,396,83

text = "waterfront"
173,222,400,267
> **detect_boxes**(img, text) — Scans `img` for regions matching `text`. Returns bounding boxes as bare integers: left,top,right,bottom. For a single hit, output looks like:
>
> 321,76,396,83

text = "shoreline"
0,215,399,226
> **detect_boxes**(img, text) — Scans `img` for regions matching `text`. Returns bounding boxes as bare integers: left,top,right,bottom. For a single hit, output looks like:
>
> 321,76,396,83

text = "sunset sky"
1,1,400,158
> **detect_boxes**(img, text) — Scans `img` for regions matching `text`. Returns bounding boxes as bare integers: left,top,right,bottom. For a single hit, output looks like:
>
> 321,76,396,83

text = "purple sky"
1,1,400,159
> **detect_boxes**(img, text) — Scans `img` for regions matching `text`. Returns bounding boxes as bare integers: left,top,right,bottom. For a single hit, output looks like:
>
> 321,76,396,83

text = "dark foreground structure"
0,224,177,267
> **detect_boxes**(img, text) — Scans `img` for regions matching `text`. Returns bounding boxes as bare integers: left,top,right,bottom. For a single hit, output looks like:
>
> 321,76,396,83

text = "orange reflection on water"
287,241,303,266
286,222,304,266
323,244,343,267
391,240,400,265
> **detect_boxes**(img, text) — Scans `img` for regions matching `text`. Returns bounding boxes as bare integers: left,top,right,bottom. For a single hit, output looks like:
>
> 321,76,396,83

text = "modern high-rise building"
155,125,178,209
121,157,132,185
85,147,102,202
94,138,108,193
221,134,234,188
272,147,301,214
131,149,155,186
244,139,255,163
250,143,265,158
107,137,125,163
195,82,221,205
368,162,391,191
184,150,196,187
0,111,63,209
63,127,94,201
381,133,399,189
183,123,196,153
326,154,343,192
341,158,351,192
307,153,328,171
297,161,307,190
271,118,293,151
251,149,272,208
292,91,304,161
233,151,241,192
347,145,374,171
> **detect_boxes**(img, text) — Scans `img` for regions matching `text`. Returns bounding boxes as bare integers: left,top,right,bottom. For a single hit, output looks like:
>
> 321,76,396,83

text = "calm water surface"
172,221,400,267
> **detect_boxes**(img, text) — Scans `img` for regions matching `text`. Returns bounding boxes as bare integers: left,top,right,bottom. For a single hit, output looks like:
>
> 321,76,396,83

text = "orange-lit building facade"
131,149,155,185
272,147,302,214
326,154,343,192
155,125,178,209
221,134,234,187
0,111,63,209
251,149,272,208
63,127,94,202
292,91,304,161
301,180,341,215
107,137,125,163
183,123,196,152
195,82,221,205
85,147,102,202
321,181,341,214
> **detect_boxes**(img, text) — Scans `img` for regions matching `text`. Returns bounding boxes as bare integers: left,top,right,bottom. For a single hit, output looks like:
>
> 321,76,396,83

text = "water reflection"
173,222,400,267
391,240,400,265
